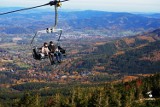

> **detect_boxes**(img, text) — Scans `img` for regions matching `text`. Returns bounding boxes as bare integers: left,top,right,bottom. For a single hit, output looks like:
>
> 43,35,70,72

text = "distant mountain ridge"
0,9,160,36
64,11,160,30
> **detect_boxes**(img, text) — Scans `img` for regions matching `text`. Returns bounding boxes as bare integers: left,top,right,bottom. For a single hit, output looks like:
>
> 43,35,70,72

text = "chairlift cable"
0,3,49,15
0,0,69,16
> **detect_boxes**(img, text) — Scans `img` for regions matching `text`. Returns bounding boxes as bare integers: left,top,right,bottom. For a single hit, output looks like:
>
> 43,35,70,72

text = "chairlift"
0,0,68,64
30,28,65,61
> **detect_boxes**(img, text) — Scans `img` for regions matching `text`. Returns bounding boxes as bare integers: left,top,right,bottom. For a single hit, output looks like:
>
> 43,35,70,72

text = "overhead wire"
0,0,69,16
0,3,50,15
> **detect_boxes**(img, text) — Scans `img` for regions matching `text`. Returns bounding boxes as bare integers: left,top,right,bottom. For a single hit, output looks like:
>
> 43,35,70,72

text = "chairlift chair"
30,28,63,60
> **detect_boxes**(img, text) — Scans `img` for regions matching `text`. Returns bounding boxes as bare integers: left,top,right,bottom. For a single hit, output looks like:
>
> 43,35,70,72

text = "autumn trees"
0,73,160,107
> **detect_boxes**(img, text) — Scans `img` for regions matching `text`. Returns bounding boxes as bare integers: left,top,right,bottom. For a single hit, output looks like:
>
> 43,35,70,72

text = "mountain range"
0,8,160,36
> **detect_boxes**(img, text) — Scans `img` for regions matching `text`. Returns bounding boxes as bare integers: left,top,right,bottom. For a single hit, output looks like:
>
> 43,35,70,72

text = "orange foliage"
137,36,155,42
123,38,135,45
122,76,138,82
135,44,148,49
114,51,125,56
94,42,107,46
140,51,160,62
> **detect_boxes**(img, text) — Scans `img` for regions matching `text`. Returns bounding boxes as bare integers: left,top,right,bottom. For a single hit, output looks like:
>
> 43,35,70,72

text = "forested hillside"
0,73,160,107
70,28,160,75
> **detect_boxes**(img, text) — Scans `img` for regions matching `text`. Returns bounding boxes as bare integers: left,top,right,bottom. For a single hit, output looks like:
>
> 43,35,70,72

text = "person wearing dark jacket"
41,42,55,65
48,41,56,64
48,41,62,64
48,41,56,53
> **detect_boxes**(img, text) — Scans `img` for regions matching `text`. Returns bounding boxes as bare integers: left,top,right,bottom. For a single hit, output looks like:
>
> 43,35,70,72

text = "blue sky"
0,0,160,13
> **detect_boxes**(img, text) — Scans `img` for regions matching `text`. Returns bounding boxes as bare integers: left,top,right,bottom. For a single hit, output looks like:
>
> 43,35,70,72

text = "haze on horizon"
0,0,160,13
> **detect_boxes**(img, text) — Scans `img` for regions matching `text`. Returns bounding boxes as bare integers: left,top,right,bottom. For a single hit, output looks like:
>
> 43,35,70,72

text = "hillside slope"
0,73,160,107
70,28,160,74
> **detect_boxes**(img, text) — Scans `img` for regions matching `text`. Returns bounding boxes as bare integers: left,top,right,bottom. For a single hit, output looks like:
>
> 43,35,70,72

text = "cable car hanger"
29,0,68,47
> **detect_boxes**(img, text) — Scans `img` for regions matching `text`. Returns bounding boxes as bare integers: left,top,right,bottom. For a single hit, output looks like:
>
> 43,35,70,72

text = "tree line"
0,73,160,107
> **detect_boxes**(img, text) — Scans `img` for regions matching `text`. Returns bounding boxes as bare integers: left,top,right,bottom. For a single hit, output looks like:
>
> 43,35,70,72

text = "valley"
0,9,160,106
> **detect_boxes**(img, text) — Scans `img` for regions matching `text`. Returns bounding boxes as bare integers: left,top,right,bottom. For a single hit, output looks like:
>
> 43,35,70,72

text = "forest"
71,29,160,75
0,73,160,107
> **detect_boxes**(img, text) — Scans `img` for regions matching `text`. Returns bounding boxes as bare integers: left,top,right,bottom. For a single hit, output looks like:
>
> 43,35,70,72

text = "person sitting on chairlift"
48,41,56,64
41,42,50,58
48,41,62,63
42,42,56,65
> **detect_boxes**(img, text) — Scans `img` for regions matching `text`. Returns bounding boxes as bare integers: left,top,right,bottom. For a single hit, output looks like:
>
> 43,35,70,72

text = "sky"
0,0,160,13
